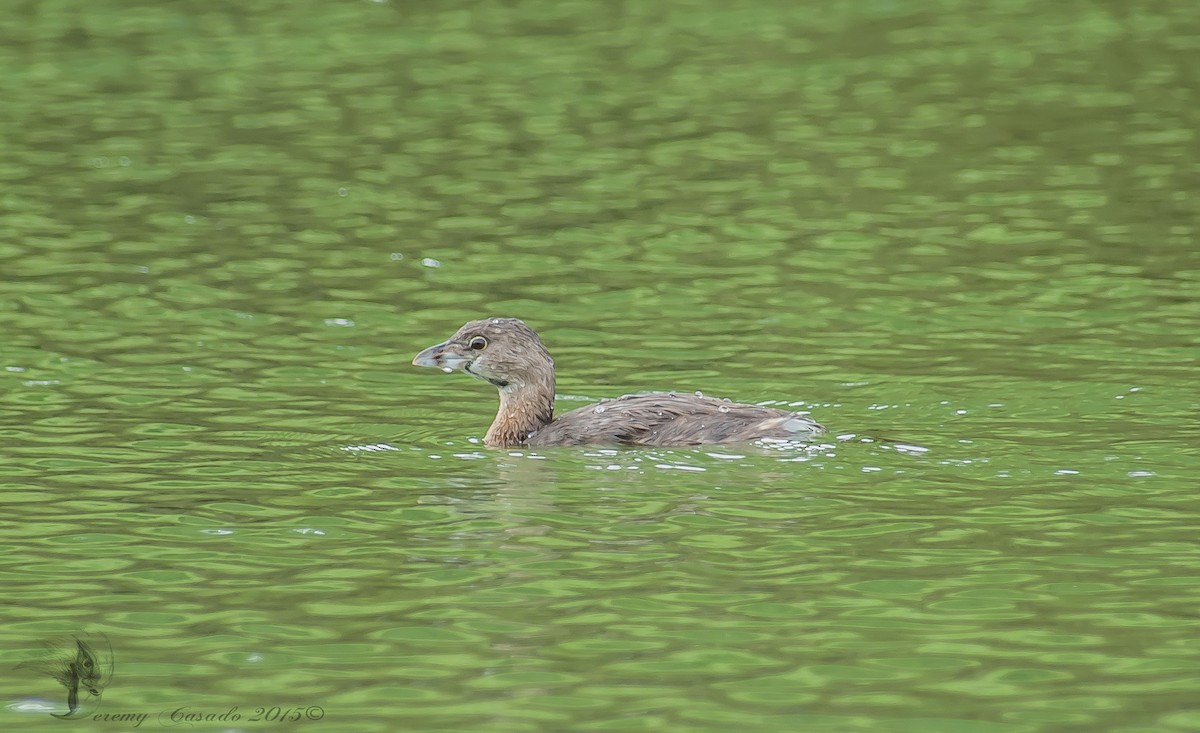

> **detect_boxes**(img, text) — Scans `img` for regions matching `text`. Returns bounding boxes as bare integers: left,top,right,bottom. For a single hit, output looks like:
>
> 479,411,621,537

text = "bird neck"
485,374,555,447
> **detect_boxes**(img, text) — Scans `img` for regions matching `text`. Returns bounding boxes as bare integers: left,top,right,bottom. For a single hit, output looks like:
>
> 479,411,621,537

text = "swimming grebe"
412,318,826,448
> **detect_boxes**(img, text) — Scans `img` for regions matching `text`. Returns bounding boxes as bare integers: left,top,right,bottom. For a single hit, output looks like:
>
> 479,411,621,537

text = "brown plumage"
412,318,825,448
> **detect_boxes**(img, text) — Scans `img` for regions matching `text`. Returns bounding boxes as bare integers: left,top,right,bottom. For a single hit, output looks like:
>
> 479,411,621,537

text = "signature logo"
16,632,114,719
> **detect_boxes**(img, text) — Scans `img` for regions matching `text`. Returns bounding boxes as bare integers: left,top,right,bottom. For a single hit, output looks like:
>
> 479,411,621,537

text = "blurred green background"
2,0,1198,731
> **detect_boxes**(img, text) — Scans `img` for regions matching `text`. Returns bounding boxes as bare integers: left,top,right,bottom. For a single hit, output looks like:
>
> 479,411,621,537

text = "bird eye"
468,336,488,350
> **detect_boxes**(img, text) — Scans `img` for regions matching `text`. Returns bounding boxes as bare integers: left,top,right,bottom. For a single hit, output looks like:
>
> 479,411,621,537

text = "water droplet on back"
694,390,703,398
718,405,730,413
594,406,606,414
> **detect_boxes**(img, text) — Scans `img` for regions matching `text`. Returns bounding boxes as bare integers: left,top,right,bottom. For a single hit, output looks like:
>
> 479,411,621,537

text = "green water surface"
2,0,1199,731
